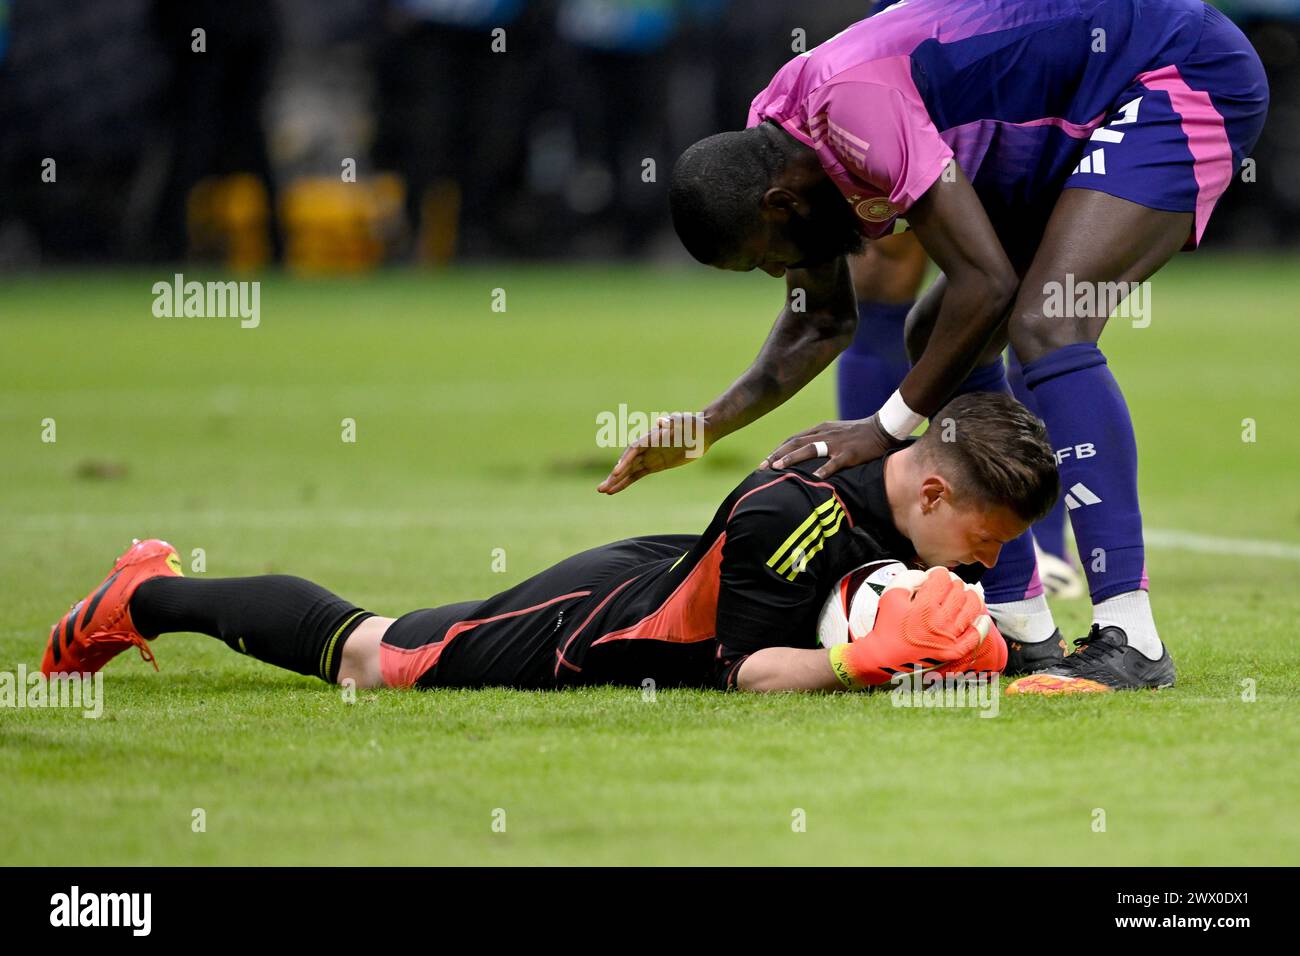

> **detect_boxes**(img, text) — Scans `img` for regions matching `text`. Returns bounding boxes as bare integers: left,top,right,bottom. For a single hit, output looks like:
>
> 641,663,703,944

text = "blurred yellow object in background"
187,173,408,275
279,175,406,276
187,174,272,273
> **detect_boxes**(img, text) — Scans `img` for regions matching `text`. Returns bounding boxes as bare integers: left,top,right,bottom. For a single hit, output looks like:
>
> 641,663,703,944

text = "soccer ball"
815,560,920,647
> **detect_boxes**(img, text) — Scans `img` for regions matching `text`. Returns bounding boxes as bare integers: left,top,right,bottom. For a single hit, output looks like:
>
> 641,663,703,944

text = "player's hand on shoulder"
597,412,712,495
760,414,901,479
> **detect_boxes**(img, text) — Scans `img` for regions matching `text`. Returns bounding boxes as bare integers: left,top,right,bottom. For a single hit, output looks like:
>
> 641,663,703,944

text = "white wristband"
876,390,924,441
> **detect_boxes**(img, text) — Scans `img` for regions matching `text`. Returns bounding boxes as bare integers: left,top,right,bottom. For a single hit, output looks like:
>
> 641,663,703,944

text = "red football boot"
41,538,183,676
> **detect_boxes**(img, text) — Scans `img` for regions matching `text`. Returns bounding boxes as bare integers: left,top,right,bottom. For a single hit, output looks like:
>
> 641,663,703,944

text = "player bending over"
603,0,1266,693
42,394,1058,694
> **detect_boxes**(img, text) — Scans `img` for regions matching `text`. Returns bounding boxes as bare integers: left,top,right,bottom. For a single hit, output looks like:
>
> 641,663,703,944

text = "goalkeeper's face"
909,476,1031,570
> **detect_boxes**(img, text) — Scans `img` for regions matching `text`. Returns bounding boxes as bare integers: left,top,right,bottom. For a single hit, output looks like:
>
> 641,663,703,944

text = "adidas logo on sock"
1064,483,1102,510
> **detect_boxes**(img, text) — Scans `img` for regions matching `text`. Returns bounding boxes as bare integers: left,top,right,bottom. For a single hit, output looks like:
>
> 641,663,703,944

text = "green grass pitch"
2,258,1298,865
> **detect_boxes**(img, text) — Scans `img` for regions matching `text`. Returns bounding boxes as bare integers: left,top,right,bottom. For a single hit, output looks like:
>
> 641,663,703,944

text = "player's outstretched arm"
762,166,1018,479
735,568,991,692
735,645,846,692
899,164,1019,415
597,256,856,494
700,255,858,441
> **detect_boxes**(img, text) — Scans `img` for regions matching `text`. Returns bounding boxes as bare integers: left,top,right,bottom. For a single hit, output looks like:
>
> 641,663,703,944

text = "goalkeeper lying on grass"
41,392,1057,694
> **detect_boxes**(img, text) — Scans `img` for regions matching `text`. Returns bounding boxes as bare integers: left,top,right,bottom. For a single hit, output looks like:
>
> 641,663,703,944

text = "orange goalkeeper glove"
828,566,993,689
933,617,1006,677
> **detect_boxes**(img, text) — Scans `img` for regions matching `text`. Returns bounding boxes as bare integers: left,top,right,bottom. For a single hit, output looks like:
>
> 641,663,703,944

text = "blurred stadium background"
2,0,1299,271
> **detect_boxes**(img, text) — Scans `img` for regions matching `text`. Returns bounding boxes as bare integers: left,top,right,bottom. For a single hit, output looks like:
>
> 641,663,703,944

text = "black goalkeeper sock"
130,575,373,683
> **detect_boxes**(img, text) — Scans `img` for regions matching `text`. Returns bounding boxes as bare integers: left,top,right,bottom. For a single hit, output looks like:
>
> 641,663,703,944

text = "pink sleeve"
817,80,954,212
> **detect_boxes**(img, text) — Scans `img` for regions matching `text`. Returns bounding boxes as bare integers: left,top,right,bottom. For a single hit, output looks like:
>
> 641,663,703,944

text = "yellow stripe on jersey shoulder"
767,496,846,578
766,496,838,569
782,514,845,580
776,503,847,579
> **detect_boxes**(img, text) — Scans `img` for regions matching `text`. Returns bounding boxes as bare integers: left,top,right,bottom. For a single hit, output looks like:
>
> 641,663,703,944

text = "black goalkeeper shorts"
377,535,695,689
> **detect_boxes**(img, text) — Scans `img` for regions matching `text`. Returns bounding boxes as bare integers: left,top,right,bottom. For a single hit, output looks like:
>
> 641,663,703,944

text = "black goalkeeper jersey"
562,450,933,690
379,445,978,692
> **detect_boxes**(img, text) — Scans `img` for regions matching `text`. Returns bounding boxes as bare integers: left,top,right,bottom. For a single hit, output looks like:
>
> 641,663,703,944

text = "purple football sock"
1029,483,1069,560
836,300,912,420
943,357,1041,604
1022,342,1146,602
950,356,1012,398
1008,351,1069,560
